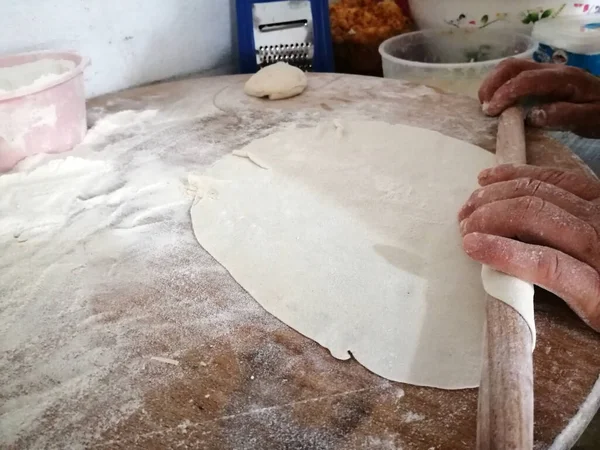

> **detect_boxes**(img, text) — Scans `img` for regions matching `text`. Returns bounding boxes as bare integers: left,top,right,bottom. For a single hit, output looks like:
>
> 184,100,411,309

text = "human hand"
479,59,600,138
458,163,600,331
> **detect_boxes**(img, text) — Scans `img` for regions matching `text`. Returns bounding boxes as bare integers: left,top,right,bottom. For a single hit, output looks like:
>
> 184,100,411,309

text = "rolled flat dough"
244,62,308,100
482,265,536,347
190,120,535,389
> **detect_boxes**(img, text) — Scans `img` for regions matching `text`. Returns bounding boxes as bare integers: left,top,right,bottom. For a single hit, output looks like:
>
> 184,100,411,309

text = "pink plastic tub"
0,51,89,172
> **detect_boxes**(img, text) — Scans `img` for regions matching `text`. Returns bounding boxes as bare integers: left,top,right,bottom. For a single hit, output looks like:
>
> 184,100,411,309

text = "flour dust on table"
190,119,535,389
0,107,247,447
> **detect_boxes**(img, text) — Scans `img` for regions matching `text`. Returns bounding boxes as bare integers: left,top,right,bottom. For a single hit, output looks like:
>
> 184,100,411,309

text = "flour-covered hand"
479,59,600,138
458,164,600,331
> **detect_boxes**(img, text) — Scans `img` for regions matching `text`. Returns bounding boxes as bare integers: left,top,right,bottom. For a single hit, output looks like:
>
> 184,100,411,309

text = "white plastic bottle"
533,15,600,75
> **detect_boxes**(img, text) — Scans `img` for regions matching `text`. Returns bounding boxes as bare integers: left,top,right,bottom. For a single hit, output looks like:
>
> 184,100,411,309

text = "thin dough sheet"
190,120,527,389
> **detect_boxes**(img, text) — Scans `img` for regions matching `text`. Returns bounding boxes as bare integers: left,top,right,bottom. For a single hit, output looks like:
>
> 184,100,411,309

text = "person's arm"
479,59,600,138
459,163,600,331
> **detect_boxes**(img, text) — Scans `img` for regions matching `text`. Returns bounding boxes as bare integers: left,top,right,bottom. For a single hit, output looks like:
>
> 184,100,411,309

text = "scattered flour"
0,58,75,95
0,108,200,447
83,109,158,144
0,98,332,448
150,357,180,366
402,412,425,424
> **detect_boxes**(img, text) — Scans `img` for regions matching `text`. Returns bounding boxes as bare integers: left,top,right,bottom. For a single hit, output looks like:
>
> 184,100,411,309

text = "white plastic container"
379,29,536,98
533,15,600,74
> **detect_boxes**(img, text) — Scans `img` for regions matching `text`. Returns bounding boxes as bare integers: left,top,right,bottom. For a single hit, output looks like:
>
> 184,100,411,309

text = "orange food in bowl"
330,0,411,44
329,0,412,76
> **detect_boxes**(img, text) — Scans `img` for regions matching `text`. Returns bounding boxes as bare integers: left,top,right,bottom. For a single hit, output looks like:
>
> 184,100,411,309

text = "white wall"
0,0,236,98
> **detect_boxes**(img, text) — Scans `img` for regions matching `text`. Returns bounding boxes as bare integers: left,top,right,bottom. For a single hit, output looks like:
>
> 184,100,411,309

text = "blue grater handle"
311,0,334,72
236,0,257,74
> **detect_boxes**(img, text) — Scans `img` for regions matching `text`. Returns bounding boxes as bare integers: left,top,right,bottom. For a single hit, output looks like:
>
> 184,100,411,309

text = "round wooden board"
12,74,599,449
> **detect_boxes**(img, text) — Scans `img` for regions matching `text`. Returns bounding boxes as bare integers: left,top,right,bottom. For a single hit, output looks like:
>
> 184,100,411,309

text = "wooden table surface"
7,74,600,449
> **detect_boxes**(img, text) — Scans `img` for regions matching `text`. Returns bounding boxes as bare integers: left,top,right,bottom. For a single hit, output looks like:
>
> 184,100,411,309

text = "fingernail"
483,102,500,117
478,167,494,183
460,219,468,234
462,233,479,254
527,107,547,127
463,232,487,256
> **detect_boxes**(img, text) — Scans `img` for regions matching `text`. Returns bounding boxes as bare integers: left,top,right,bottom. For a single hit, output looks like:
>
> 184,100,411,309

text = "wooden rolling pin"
476,106,534,450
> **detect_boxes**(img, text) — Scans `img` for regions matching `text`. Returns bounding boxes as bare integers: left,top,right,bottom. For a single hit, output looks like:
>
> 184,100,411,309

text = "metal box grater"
236,0,334,73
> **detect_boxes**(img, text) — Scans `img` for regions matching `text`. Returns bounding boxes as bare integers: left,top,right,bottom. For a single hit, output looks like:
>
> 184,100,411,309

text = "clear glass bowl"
378,29,537,98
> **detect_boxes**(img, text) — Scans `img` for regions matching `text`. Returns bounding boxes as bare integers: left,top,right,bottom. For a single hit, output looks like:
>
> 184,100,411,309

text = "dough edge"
481,265,536,348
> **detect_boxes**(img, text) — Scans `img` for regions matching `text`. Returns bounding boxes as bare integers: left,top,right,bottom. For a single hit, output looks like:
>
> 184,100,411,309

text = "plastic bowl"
379,29,536,98
0,50,89,172
408,0,585,33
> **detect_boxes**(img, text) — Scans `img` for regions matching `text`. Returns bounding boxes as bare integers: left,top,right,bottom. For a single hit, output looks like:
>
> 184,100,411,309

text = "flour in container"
0,58,75,94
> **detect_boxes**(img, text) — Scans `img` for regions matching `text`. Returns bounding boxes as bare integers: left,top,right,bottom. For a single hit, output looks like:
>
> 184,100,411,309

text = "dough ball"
244,62,308,100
